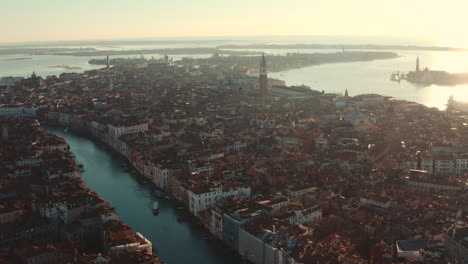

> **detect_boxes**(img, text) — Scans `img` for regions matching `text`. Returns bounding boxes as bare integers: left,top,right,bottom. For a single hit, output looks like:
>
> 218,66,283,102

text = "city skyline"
2,2,468,263
2,0,468,47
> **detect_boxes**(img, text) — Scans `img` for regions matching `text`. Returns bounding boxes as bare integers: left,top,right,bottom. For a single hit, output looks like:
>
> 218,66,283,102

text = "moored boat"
153,201,159,215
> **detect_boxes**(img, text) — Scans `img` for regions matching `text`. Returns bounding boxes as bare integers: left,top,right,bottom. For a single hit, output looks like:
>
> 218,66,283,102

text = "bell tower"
259,53,268,95
416,56,420,72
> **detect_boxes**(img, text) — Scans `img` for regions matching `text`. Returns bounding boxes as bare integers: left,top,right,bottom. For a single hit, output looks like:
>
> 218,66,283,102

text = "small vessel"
153,201,159,215
390,72,401,82
64,127,69,133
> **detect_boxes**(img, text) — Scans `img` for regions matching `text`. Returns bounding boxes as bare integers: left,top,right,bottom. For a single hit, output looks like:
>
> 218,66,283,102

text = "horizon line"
0,34,429,45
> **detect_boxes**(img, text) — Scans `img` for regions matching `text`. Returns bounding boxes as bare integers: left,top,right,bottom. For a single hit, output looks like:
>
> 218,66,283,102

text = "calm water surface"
45,127,242,264
0,53,211,78
3,41,468,109
268,49,468,109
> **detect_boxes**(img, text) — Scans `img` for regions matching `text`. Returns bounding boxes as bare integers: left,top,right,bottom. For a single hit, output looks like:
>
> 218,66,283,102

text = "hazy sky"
2,0,467,46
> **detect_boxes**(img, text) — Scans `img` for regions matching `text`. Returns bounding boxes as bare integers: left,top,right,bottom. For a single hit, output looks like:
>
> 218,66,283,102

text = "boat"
152,201,159,215
64,127,69,133
390,72,401,82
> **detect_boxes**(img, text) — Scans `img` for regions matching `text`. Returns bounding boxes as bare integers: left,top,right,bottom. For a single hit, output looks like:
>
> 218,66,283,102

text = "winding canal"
45,127,241,264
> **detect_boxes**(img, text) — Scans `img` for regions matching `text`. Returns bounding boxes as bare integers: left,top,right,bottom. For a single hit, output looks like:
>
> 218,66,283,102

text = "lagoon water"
3,37,467,109
269,49,468,109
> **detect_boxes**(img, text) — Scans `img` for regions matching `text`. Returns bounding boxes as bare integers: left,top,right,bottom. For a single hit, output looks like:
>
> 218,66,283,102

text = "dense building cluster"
0,116,163,263
0,56,467,263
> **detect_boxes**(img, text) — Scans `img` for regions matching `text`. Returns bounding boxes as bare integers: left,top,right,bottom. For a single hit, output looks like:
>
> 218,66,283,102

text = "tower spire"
416,56,420,72
259,53,268,95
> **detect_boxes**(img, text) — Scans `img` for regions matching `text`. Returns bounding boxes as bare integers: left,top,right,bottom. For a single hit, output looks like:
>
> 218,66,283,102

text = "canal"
45,127,242,264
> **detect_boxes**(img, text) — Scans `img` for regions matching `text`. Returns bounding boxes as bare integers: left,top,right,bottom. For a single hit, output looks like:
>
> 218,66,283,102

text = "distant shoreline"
88,51,398,74
217,44,468,52
0,57,32,61
0,43,466,57
403,70,468,86
48,65,82,70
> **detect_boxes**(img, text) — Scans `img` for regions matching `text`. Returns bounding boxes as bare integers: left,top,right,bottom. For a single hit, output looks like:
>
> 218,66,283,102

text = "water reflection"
270,50,468,109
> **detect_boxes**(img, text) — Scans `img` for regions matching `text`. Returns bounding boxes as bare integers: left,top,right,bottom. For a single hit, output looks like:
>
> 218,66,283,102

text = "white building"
188,184,251,216
147,163,171,190
58,112,71,126
41,137,69,153
227,141,247,153
434,157,455,176
108,122,148,139
360,196,393,210
15,158,40,167
407,179,463,193
0,106,37,118
281,205,322,225
421,156,434,174
315,135,329,151
286,185,315,201
188,160,213,176
455,155,468,175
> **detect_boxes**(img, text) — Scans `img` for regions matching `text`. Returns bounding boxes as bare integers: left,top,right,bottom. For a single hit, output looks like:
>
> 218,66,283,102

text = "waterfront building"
456,154,468,175
188,183,251,216
0,104,37,118
108,121,149,139
0,115,159,262
445,226,468,263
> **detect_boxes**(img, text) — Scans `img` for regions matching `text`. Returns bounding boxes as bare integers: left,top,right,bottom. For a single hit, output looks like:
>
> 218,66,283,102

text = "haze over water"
1,36,467,110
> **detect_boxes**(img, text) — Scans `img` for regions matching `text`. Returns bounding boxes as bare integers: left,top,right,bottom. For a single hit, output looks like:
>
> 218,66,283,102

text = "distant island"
1,43,465,57
0,47,95,56
56,48,260,57
90,51,399,72
0,57,32,61
0,39,232,49
0,47,258,57
405,70,468,85
394,57,468,85
197,51,399,73
48,65,82,70
216,44,468,52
